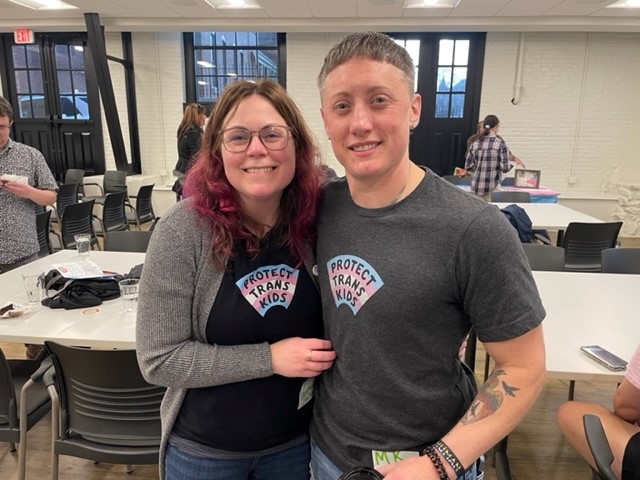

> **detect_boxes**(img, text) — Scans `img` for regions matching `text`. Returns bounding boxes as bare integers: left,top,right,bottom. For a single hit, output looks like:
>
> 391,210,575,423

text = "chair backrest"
103,170,127,195
60,200,96,249
562,222,623,272
130,184,155,226
522,244,565,271
491,190,531,203
442,174,471,185
64,168,85,197
601,247,640,274
104,231,153,252
36,209,53,257
101,190,129,233
501,177,515,186
583,414,617,480
45,341,164,447
55,182,80,219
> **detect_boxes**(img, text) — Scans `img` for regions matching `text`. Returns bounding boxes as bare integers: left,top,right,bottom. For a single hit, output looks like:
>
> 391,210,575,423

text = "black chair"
0,347,52,480
601,247,640,274
491,190,531,203
583,414,617,480
60,200,100,250
35,209,54,257
521,244,565,271
93,190,129,237
562,222,623,272
51,182,80,224
442,174,471,185
149,216,161,232
44,341,164,478
104,231,153,253
61,168,85,198
126,184,156,230
84,170,128,205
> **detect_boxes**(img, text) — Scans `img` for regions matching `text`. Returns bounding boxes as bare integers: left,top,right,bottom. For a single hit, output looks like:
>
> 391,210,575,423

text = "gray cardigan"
136,199,317,478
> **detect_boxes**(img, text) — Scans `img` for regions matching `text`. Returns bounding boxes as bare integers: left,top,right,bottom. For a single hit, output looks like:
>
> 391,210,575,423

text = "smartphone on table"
580,345,627,371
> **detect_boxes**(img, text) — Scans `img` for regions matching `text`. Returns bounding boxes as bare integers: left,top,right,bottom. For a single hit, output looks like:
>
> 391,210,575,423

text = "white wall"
6,31,638,232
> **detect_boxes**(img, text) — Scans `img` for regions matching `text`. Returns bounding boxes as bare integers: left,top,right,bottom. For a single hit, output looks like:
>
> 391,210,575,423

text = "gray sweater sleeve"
135,200,273,389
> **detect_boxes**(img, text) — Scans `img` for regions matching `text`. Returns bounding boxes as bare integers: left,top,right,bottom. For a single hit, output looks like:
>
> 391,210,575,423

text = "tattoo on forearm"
460,369,521,425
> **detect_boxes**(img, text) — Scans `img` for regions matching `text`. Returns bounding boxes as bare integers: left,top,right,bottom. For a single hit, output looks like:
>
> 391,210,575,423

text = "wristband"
434,440,465,478
421,445,449,480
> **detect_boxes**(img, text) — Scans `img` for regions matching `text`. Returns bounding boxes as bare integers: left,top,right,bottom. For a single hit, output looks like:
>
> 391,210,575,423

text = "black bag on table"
41,269,123,310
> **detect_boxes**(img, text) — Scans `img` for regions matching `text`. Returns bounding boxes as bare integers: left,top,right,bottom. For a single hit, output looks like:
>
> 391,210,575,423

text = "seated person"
557,343,640,480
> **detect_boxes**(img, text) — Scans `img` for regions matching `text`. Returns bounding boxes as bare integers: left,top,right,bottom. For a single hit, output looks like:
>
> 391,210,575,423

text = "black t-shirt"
173,240,322,451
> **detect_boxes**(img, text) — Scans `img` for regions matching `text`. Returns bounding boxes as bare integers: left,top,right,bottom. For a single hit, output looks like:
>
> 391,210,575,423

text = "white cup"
74,234,91,257
22,271,45,305
118,278,140,313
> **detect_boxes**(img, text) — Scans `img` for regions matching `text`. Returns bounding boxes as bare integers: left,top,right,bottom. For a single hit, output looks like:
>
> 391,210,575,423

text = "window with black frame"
184,32,284,106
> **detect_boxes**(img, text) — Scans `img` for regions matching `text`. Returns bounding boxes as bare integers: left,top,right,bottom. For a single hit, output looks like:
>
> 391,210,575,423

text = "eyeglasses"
0,124,11,132
220,125,291,153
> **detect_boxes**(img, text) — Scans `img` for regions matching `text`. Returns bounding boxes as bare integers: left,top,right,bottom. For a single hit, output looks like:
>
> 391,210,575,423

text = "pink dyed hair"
183,80,322,268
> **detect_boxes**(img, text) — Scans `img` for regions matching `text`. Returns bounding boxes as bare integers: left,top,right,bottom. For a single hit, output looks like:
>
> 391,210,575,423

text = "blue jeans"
165,441,310,480
310,439,482,480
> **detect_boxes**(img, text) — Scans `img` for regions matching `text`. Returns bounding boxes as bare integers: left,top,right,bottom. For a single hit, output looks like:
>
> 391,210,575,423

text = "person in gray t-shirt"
0,96,57,273
310,32,546,480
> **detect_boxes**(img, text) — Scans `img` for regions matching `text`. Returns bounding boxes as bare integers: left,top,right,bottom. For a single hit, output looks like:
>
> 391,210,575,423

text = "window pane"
217,32,237,47
15,70,30,94
450,94,465,118
26,45,40,68
235,32,257,47
438,39,454,65
57,71,72,95
70,46,84,69
454,40,470,66
74,96,89,119
257,49,278,77
435,93,450,118
452,67,467,92
257,32,276,46
72,71,87,94
17,95,33,118
437,67,451,92
195,49,217,73
12,46,26,68
29,70,44,94
55,44,70,69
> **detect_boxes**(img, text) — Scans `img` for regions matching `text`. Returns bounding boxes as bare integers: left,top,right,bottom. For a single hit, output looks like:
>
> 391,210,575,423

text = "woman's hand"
270,337,336,378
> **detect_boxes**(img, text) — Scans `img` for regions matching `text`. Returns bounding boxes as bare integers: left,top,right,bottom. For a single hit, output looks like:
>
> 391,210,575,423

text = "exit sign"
14,29,35,44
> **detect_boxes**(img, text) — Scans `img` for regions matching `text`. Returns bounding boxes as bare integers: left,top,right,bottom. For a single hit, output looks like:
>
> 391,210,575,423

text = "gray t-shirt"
310,168,545,470
0,139,57,263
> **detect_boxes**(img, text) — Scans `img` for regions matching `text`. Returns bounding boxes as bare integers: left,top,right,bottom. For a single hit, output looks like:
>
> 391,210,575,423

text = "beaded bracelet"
421,444,449,480
434,440,465,478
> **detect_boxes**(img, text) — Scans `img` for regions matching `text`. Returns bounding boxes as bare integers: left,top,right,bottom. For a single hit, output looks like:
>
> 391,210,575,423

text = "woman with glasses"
136,80,336,480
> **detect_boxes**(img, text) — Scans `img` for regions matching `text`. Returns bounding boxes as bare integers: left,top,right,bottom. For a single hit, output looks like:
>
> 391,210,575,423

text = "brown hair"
177,103,205,139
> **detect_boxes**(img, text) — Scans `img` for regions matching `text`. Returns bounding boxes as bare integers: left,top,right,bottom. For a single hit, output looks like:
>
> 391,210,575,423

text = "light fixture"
423,0,439,5
8,0,78,10
405,0,458,8
606,0,640,7
626,0,640,6
197,60,215,68
74,45,83,51
204,0,261,9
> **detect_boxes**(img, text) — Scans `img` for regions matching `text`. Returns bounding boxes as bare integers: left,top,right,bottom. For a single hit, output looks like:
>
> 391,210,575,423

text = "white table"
0,250,144,348
492,202,603,230
534,270,637,383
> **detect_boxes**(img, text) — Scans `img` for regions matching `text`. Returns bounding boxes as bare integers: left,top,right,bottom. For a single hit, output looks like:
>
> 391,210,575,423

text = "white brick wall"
82,31,640,234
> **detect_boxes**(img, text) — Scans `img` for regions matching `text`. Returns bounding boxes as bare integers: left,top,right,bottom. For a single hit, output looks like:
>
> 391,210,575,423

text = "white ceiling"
1,0,640,33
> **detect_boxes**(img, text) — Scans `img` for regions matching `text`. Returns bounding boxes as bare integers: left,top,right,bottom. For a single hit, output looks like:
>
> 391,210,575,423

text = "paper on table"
52,261,108,279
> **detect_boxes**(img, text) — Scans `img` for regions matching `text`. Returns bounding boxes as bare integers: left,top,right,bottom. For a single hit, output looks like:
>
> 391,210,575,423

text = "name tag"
372,450,419,467
298,378,314,409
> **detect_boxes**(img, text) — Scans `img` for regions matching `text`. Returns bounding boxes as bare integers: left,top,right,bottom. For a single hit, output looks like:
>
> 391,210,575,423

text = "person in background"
0,96,58,360
136,80,336,480
172,103,206,198
557,343,640,480
310,31,546,480
465,120,525,170
461,115,523,201
0,96,57,274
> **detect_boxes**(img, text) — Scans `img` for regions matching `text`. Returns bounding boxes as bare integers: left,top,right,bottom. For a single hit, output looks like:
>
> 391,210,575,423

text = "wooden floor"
4,236,639,479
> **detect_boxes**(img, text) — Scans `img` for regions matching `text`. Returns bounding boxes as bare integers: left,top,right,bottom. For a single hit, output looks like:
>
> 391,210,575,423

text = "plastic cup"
22,271,45,305
118,278,139,313
74,234,91,257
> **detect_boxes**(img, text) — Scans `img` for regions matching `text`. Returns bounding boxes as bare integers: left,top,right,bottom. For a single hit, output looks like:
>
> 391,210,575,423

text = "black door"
393,33,485,177
1,33,104,180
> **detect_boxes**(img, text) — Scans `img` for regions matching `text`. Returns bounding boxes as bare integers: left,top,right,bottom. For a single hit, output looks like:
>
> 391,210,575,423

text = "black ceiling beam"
84,12,129,172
